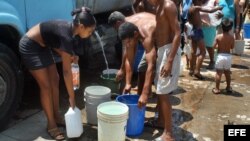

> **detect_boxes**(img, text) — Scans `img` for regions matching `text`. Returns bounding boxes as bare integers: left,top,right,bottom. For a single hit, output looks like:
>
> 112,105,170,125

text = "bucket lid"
97,101,128,117
85,86,111,96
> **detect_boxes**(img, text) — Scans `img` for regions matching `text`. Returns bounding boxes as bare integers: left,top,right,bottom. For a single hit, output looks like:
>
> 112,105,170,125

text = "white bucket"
84,86,111,125
244,39,250,49
233,40,245,55
97,101,129,141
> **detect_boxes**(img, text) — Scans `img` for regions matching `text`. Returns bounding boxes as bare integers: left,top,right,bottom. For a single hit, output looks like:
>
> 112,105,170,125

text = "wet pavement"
0,47,250,141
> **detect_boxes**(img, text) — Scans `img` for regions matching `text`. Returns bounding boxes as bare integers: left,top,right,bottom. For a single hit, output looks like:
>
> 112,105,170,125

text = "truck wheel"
0,43,20,66
0,51,23,131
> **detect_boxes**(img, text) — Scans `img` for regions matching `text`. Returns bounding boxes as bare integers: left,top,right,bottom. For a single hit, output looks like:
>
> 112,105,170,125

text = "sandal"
144,119,164,130
206,62,215,70
194,73,205,80
47,127,65,141
226,87,233,93
212,88,220,94
189,71,194,76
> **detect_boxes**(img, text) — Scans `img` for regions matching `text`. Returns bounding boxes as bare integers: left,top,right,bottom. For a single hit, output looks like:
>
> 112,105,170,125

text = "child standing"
188,0,222,79
212,18,234,94
183,22,192,69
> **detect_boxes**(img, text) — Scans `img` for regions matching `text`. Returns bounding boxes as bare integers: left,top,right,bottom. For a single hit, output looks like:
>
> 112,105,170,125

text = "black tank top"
40,20,77,55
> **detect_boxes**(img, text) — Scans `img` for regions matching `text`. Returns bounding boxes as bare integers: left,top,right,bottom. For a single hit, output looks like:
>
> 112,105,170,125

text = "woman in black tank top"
19,7,96,140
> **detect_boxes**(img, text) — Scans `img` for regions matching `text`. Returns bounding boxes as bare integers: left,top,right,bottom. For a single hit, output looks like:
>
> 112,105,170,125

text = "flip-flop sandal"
212,88,220,94
47,127,65,141
189,71,194,76
194,74,205,80
144,119,164,130
226,87,233,93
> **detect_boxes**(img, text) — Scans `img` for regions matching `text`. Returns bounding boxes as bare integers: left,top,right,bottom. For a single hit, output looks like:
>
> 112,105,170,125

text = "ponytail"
71,7,96,27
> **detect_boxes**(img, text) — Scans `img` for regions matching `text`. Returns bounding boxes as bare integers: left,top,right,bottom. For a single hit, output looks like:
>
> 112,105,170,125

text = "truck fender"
0,1,25,36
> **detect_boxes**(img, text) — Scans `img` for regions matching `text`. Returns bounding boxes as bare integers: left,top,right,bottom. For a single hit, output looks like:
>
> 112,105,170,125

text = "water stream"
94,31,110,77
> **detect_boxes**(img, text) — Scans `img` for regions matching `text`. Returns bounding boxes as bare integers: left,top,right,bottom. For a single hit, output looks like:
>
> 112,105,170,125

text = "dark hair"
71,7,96,27
108,11,125,26
221,18,233,32
118,22,139,40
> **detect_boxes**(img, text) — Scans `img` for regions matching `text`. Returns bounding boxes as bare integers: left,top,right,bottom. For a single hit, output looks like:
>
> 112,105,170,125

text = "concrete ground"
0,47,250,141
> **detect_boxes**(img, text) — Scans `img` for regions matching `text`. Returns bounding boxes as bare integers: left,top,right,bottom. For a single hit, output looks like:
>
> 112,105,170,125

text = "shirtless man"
148,0,182,140
108,12,156,107
188,0,222,79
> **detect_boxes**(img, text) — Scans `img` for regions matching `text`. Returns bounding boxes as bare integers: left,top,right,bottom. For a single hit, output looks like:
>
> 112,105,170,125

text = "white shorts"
154,44,182,94
215,53,232,70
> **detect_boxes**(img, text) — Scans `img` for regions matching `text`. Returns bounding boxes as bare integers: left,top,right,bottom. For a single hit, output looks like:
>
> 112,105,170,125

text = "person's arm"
123,40,137,94
138,34,156,108
134,0,143,9
231,36,235,50
213,36,219,49
115,45,126,82
235,0,242,39
199,5,223,13
133,0,143,13
161,3,181,77
61,51,75,108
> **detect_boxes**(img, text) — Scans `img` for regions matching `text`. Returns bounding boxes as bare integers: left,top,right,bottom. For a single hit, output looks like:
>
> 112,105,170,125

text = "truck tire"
0,45,23,131
0,43,20,66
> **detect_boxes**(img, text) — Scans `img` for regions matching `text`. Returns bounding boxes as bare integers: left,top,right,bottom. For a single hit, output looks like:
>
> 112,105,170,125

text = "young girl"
19,7,96,140
212,18,234,94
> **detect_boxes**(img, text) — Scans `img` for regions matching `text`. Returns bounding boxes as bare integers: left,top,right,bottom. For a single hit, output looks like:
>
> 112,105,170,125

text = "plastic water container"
84,86,111,125
97,101,129,141
116,95,145,137
233,40,245,55
65,107,83,138
208,11,222,27
71,63,80,90
100,69,120,94
243,24,250,39
133,43,144,72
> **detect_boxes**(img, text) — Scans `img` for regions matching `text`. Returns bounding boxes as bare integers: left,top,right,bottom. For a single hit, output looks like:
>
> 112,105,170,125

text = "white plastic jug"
64,107,83,138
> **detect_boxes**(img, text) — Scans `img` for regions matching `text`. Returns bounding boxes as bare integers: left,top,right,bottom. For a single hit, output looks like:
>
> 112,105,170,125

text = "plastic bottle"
64,107,83,138
71,63,80,90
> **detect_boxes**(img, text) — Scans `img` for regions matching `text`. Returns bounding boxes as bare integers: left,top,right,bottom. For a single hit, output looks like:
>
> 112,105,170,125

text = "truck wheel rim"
0,76,7,106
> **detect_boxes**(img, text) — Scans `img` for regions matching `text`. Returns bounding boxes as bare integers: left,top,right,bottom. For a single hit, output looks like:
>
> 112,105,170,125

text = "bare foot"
161,132,175,141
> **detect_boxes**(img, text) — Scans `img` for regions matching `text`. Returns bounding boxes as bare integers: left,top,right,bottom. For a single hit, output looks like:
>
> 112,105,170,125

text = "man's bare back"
215,33,234,54
125,12,156,50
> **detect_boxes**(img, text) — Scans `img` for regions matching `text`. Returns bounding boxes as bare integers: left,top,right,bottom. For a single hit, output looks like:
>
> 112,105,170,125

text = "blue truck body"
0,0,76,130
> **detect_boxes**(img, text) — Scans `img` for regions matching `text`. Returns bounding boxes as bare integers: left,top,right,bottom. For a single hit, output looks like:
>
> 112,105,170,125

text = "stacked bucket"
243,23,250,49
83,68,146,141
